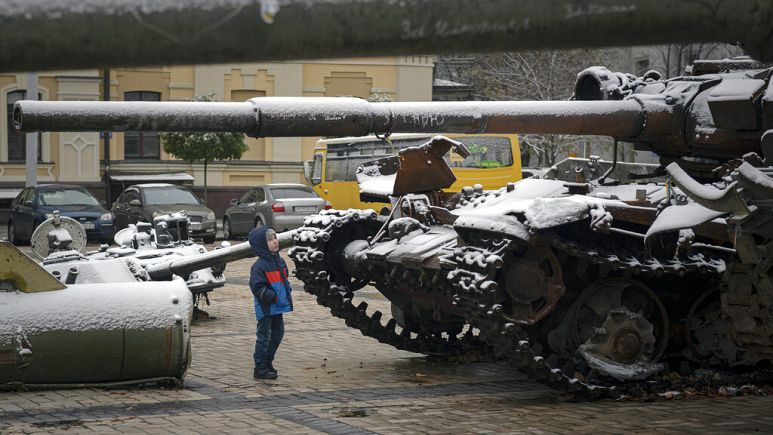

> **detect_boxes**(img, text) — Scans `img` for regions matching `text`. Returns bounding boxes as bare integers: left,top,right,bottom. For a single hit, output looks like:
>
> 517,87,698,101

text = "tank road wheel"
500,244,565,324
569,278,669,381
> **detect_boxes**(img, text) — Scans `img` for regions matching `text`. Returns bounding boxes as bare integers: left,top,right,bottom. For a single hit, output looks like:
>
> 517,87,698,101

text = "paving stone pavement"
2,246,773,434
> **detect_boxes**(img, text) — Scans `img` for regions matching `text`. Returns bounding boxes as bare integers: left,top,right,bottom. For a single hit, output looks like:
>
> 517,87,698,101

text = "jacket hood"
248,226,275,258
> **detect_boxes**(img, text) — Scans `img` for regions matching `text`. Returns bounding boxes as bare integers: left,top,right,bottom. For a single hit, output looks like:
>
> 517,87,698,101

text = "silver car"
222,183,329,238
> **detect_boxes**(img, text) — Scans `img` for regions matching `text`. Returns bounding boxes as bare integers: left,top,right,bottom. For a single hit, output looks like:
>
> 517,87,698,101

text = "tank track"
289,210,489,357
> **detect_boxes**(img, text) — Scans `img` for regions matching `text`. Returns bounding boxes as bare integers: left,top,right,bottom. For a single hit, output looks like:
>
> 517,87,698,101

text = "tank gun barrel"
145,230,295,281
15,98,646,138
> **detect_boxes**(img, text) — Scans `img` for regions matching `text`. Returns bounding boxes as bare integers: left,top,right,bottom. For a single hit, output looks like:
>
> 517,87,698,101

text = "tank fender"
644,202,726,242
666,162,749,214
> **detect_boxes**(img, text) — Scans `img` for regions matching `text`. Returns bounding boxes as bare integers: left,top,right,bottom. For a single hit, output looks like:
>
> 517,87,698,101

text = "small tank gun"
144,229,296,281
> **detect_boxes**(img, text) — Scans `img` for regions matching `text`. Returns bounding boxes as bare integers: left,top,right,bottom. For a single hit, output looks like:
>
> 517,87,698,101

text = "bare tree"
470,49,616,166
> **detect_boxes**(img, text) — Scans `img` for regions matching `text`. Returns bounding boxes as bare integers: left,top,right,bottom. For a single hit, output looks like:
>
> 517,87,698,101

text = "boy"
248,226,293,380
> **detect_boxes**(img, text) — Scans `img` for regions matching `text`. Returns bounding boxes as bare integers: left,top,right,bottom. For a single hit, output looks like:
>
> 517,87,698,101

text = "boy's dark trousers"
254,314,284,375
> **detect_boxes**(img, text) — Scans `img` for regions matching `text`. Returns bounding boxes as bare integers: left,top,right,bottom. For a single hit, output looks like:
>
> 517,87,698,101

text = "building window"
124,91,161,159
7,90,42,162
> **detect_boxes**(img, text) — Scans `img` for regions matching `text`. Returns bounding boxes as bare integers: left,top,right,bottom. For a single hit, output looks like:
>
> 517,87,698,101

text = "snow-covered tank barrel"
14,97,644,137
0,242,192,389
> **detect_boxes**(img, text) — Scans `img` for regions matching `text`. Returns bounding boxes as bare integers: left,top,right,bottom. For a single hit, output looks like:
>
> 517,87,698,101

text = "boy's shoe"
268,363,278,377
253,368,277,380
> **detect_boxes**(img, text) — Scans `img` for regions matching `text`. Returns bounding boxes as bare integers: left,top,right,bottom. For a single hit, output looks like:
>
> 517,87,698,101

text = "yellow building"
0,57,435,202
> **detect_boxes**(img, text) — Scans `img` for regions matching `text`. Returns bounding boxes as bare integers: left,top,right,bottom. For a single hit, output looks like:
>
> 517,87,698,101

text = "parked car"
222,183,330,239
112,183,217,243
7,184,114,244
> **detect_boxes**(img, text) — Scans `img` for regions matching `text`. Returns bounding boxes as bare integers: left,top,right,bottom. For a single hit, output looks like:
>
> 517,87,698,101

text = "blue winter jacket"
248,226,293,320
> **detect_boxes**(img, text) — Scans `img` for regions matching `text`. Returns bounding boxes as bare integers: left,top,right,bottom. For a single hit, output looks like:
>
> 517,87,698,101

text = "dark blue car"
7,184,114,244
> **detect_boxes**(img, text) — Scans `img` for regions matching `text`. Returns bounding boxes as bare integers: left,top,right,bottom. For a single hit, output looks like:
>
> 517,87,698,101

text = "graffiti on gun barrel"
402,114,445,128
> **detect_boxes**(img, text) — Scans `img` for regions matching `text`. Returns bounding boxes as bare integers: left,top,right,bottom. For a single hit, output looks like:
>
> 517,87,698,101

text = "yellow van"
304,133,522,211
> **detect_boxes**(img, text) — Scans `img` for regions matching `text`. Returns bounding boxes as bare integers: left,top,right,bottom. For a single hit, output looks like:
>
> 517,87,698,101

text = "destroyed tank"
29,209,295,308
28,210,228,316
14,58,773,397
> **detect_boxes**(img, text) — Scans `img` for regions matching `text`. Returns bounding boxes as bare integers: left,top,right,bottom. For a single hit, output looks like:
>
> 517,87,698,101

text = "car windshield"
38,188,99,206
144,187,200,205
269,187,317,199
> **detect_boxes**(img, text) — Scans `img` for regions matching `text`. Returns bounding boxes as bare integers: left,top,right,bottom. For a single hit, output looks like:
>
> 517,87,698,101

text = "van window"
311,154,323,183
325,155,349,181
446,136,513,168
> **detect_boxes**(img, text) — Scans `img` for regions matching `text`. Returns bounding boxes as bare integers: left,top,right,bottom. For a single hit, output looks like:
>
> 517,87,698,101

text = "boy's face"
267,232,280,253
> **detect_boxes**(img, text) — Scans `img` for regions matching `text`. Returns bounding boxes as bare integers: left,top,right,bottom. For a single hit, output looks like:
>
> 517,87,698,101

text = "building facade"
0,57,435,202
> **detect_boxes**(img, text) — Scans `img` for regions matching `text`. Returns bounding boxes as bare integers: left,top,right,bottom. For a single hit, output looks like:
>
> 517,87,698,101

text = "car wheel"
203,235,216,244
223,218,233,240
8,221,23,245
255,217,264,229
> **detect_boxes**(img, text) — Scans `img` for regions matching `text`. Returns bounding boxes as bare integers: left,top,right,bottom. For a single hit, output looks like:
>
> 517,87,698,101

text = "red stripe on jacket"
265,269,288,284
